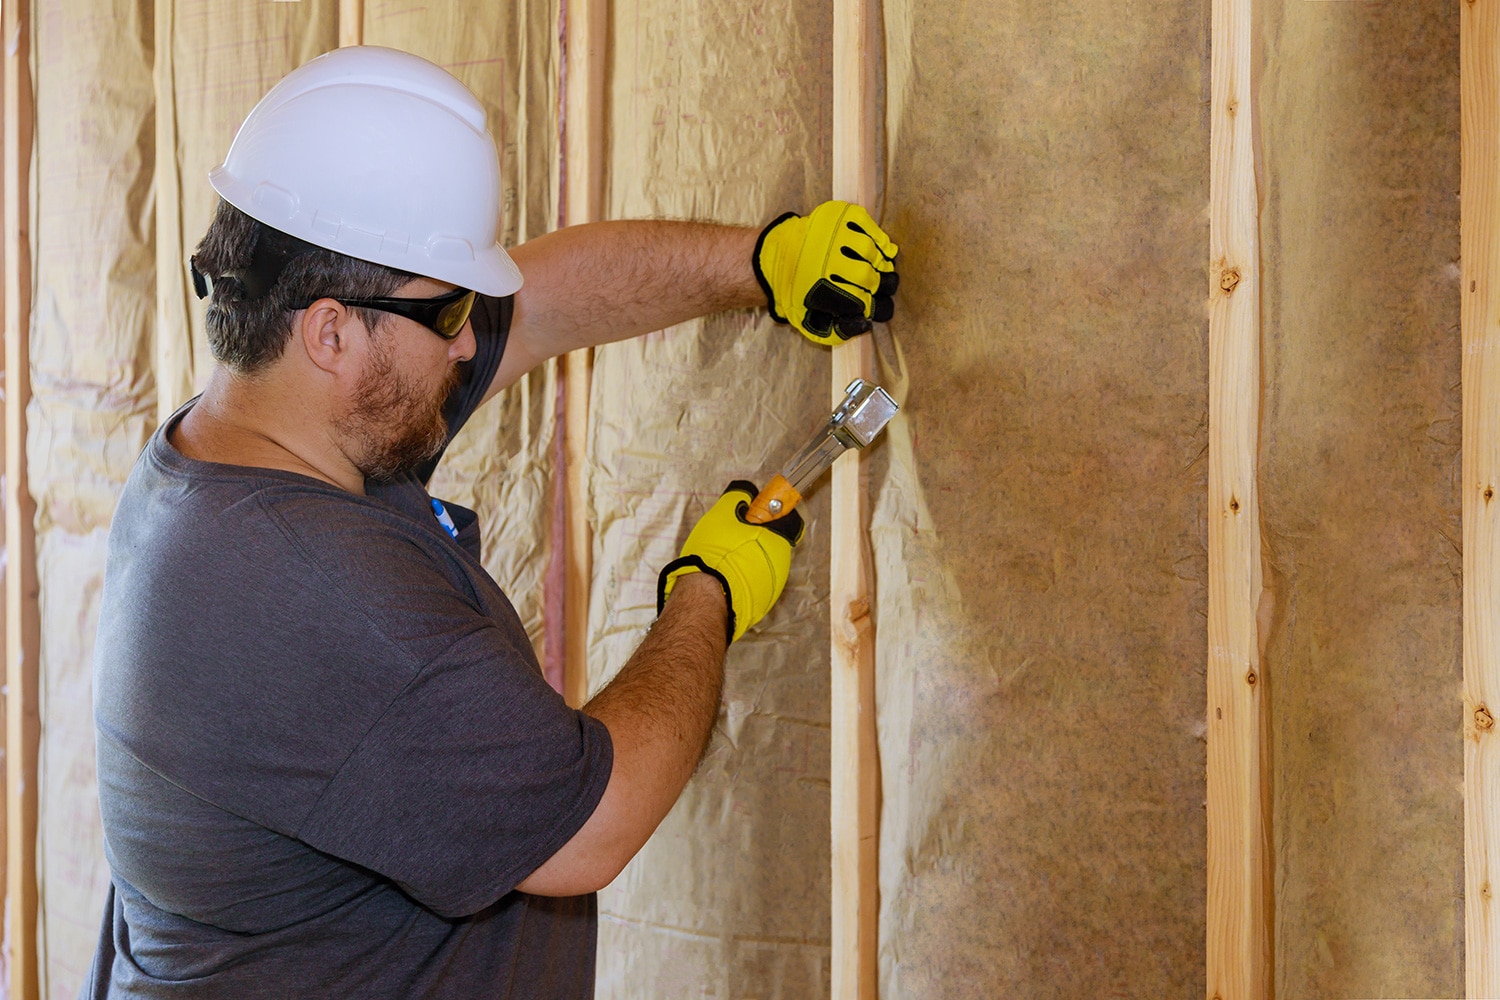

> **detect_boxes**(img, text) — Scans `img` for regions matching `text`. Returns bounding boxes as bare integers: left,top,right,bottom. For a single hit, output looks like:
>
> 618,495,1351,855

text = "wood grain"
153,0,192,423
4,1,40,995
1206,0,1270,993
831,0,881,996
1464,0,1500,993
561,0,606,708
338,0,363,47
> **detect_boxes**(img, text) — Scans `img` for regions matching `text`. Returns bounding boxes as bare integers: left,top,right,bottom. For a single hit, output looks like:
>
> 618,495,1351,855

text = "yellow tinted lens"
435,290,476,338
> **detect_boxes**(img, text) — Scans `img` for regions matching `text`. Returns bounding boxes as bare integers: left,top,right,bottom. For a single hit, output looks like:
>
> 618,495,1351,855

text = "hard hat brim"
209,168,525,298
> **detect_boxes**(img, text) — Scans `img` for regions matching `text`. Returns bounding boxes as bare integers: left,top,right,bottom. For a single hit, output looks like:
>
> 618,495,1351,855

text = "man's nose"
449,320,476,364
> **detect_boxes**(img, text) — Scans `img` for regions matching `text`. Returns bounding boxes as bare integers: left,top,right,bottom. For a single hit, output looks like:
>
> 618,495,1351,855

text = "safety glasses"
189,225,478,341
338,286,477,341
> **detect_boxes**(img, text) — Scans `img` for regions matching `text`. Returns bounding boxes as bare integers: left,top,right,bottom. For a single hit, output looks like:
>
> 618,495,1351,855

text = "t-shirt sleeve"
272,486,613,919
296,626,613,918
416,292,513,485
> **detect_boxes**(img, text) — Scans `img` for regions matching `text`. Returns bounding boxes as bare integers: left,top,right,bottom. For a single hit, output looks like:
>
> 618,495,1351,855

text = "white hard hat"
209,46,523,297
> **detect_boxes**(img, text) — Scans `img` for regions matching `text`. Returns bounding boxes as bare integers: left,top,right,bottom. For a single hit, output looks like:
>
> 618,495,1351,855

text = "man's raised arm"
484,202,899,401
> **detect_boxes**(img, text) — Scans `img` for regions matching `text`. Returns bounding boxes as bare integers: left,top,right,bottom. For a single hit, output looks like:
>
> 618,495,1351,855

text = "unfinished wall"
32,2,156,994
13,0,1478,996
872,0,1211,993
1259,1,1463,995
587,3,836,994
362,2,561,650
154,1,338,415
33,3,558,996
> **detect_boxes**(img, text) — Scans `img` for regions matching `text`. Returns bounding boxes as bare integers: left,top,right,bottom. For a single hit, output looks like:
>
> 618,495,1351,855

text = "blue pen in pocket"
431,498,460,540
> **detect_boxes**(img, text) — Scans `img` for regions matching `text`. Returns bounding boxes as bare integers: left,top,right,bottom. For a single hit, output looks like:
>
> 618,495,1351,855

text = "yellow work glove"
752,200,900,345
657,481,806,643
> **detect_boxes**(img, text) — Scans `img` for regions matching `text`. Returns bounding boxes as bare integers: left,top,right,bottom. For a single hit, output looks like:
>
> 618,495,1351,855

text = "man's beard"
337,333,462,484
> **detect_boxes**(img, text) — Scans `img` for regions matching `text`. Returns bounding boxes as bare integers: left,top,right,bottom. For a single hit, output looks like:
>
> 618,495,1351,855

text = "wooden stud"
154,0,192,425
3,1,40,996
338,0,363,48
1205,0,1270,993
560,0,606,709
1464,0,1500,992
831,1,881,996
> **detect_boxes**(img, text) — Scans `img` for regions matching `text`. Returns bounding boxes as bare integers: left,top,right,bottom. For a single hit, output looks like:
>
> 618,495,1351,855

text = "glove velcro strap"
657,555,736,645
752,211,798,324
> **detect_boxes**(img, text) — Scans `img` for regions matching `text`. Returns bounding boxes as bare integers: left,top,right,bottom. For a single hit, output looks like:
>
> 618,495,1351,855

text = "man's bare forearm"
490,221,763,394
585,571,728,797
514,572,728,896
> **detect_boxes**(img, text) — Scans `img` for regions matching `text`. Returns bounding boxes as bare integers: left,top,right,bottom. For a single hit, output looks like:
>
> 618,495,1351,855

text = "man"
85,46,898,998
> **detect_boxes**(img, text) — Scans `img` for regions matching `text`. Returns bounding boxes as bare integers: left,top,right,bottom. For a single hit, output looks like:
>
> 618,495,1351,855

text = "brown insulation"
33,1,156,995
364,1,561,652
871,0,1211,993
589,3,836,994
39,4,338,996
1258,1,1463,995
18,0,1477,994
155,1,339,411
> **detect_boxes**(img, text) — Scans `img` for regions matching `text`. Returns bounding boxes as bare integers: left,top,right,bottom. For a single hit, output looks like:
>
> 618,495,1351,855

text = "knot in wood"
1245,669,1258,686
1219,267,1242,294
1486,485,1495,503
1229,497,1240,513
1478,706,1496,731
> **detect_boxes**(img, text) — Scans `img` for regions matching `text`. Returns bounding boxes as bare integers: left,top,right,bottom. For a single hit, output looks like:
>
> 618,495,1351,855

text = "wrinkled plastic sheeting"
589,3,836,995
1257,2,1462,995
156,1,339,411
32,1,157,995
366,1,561,652
872,0,1211,993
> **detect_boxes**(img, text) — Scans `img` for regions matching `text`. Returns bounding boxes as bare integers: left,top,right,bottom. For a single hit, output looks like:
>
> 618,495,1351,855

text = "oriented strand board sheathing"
589,2,835,994
1259,2,1462,995
155,1,338,418
873,0,1210,994
364,3,561,653
32,1,156,995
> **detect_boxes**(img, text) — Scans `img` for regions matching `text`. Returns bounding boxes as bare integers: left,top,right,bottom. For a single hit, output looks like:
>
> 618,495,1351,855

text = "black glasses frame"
336,287,477,341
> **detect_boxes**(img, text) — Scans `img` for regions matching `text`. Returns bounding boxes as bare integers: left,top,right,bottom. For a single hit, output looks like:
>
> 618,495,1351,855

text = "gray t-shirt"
84,295,613,999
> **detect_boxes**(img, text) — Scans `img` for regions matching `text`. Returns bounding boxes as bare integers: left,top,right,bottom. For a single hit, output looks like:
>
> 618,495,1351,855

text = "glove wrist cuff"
752,211,798,325
657,555,737,644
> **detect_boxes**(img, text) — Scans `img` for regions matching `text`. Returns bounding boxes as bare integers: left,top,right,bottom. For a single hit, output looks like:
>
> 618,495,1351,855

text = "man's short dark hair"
192,200,414,374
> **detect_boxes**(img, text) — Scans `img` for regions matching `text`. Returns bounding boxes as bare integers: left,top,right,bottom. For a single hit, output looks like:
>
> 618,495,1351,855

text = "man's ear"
299,298,361,377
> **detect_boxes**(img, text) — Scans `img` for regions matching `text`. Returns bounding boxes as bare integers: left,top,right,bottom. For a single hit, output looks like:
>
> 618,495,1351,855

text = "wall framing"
4,0,39,996
0,0,1477,995
1206,0,1271,991
560,0,606,709
831,3,882,997
1465,0,1500,992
